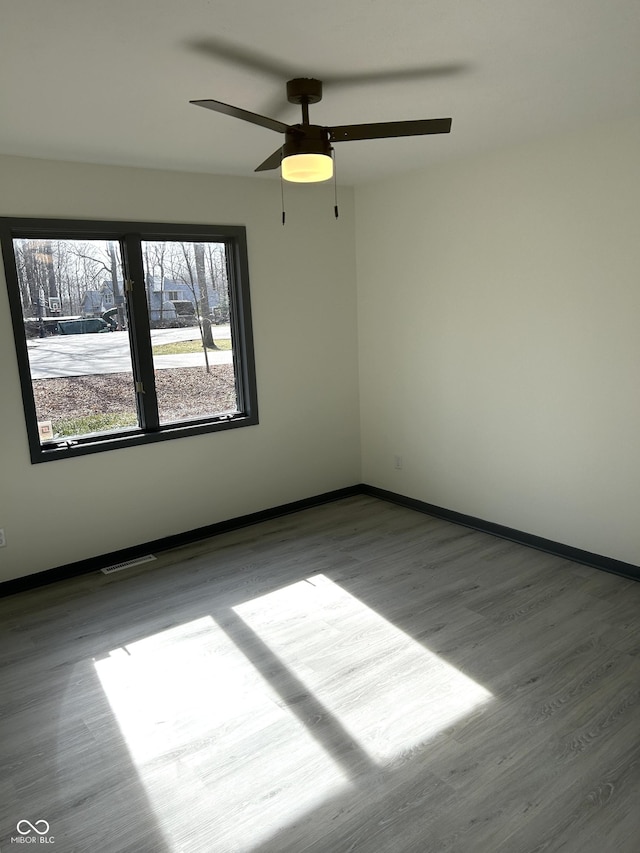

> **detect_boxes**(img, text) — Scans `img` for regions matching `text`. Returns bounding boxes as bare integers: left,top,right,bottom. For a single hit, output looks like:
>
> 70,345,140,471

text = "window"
1,218,258,463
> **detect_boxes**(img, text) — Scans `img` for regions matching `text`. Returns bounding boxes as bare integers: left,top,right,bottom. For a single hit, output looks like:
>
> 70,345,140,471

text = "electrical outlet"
393,455,403,470
0,528,5,548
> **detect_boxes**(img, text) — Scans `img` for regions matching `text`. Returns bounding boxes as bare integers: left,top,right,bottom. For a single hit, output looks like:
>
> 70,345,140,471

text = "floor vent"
101,555,157,574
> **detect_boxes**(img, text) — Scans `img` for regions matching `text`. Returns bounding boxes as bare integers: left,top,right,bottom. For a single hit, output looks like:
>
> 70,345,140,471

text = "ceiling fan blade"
255,147,284,172
329,117,452,142
190,99,289,134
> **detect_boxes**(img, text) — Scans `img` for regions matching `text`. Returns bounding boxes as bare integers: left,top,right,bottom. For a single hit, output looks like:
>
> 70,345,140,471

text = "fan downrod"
286,78,323,106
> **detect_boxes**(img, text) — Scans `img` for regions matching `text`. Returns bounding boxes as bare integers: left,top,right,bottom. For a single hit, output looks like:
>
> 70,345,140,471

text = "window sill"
32,411,258,463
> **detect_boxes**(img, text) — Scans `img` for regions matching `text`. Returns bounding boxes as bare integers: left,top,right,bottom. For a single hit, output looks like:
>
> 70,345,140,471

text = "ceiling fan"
190,77,452,183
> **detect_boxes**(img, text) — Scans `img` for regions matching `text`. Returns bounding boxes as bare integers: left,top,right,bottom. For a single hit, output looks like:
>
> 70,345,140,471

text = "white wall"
356,118,640,566
0,155,360,580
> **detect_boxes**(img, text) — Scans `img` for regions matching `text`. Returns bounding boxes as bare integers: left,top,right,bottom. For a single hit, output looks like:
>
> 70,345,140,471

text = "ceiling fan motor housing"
283,124,332,159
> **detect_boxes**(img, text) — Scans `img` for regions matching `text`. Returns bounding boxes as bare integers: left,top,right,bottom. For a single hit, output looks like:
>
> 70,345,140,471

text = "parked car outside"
56,318,112,334
24,316,113,337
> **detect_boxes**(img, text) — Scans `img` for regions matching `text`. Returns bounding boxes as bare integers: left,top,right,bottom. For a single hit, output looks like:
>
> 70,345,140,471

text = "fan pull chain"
280,170,286,225
333,151,339,219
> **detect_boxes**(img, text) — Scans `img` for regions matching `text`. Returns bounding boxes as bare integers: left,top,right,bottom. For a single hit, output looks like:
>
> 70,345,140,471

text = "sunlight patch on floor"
233,574,494,764
94,615,351,852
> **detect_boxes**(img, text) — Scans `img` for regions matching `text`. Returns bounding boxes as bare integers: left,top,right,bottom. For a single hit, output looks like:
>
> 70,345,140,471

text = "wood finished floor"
1,495,639,853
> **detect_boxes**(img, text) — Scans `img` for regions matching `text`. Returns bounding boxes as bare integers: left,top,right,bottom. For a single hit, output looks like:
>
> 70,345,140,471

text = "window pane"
13,238,139,443
142,240,239,425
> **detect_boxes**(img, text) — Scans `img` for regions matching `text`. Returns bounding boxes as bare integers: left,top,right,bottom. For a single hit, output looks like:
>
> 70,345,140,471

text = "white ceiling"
1,0,639,185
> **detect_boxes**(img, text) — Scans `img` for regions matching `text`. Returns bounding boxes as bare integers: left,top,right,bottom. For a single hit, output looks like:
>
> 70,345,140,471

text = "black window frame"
0,217,259,464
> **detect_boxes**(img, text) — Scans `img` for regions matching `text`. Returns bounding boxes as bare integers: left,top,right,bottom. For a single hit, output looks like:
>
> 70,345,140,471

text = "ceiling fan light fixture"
281,152,333,183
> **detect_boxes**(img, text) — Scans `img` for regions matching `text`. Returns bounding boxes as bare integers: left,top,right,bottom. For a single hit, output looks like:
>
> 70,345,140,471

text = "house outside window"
1,217,258,463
